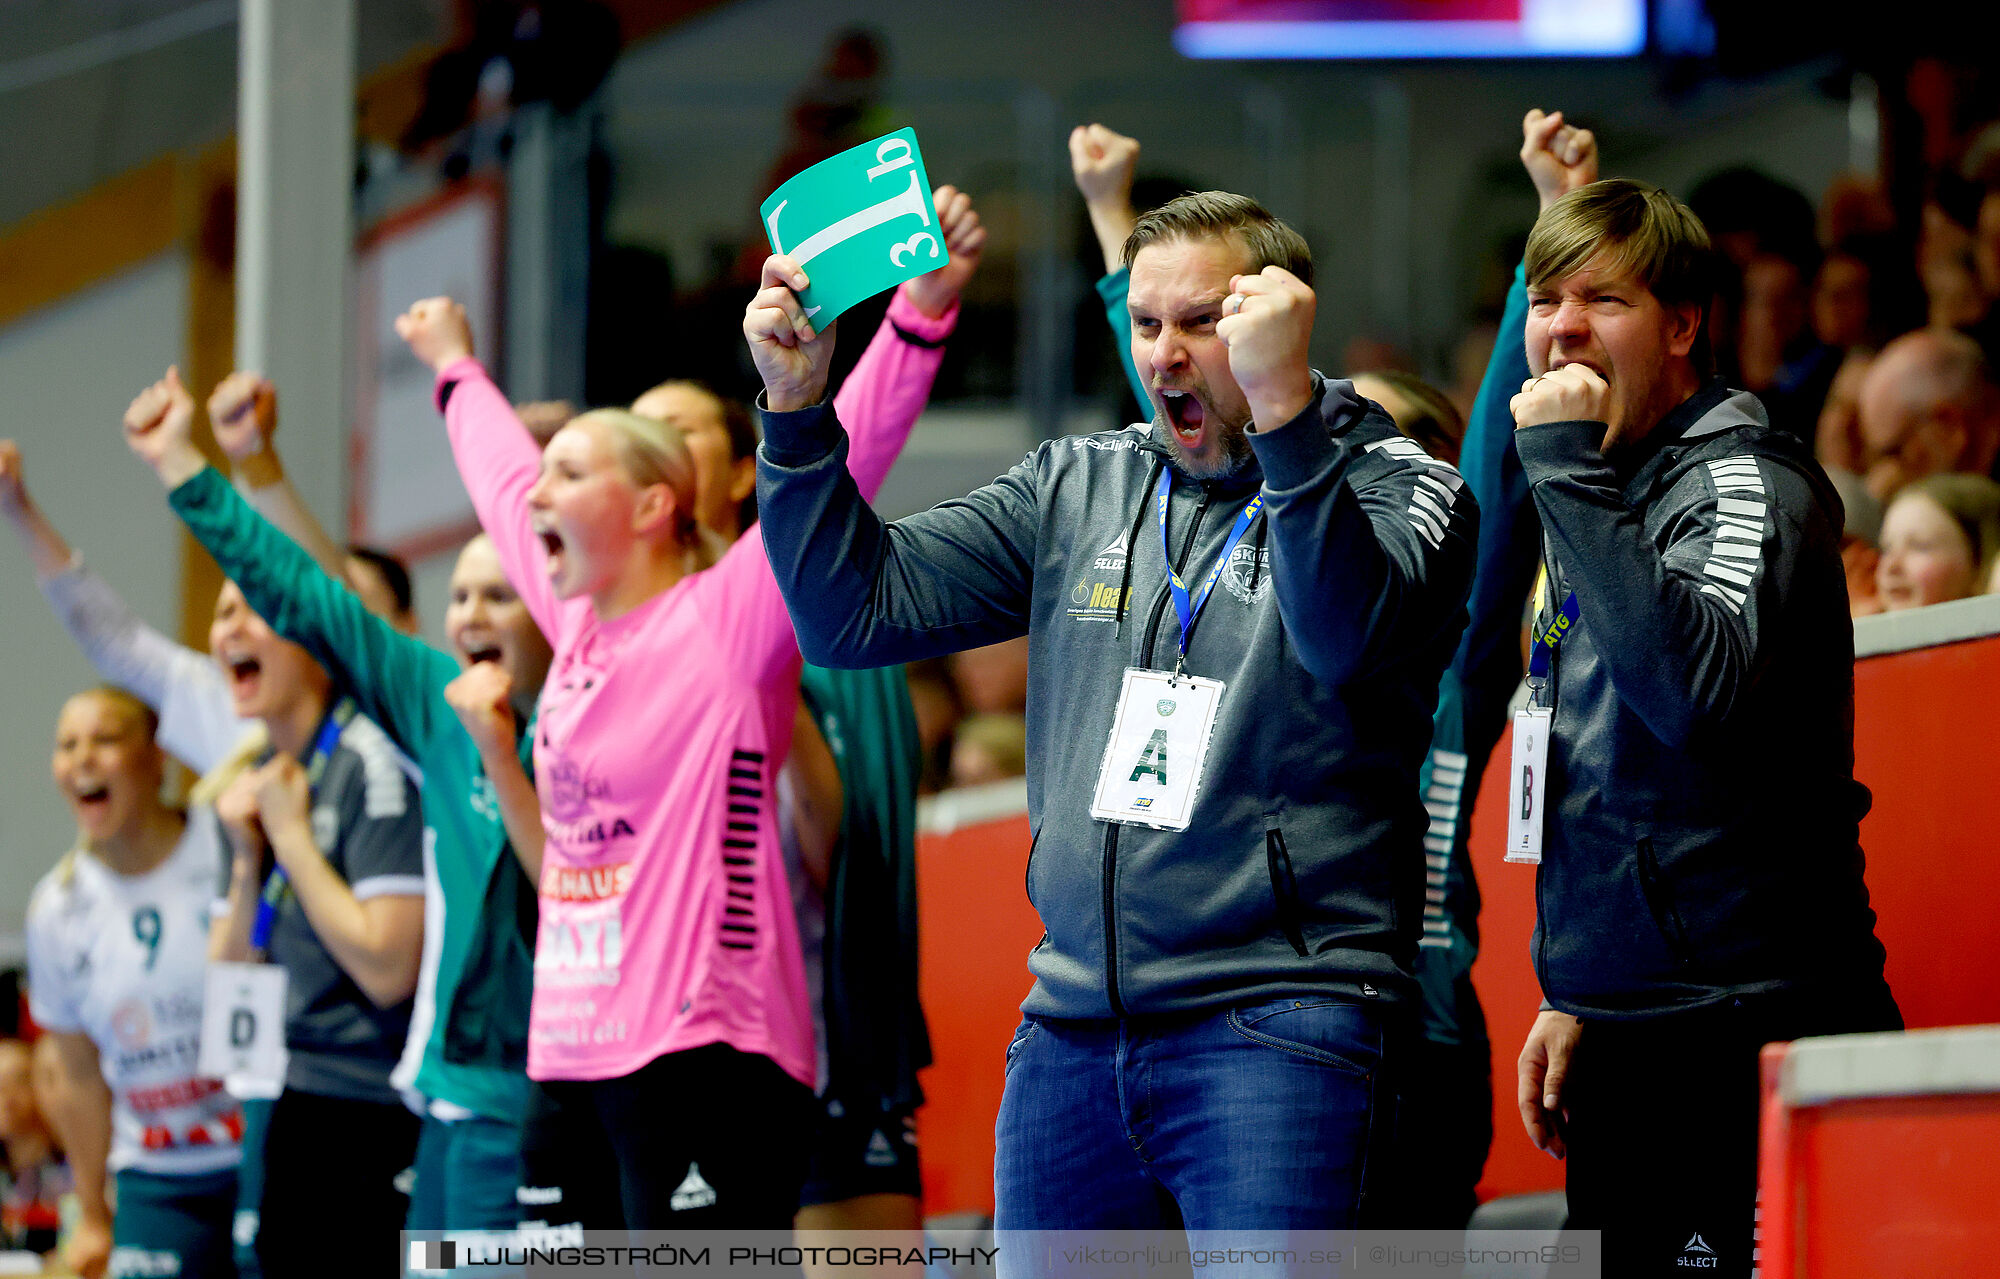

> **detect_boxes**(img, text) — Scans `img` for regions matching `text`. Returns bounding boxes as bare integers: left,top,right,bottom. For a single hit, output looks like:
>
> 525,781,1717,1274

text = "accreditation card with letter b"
1089,668,1224,831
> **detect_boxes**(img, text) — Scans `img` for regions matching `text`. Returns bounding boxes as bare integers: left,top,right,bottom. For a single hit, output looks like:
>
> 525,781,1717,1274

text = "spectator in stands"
949,713,1028,788
946,637,1029,717
1816,348,1876,477
902,660,963,795
1812,238,1924,354
1855,327,2000,501
1738,245,1839,439
1919,199,1988,332
1352,370,1467,467
1875,473,2000,611
0,1039,70,1261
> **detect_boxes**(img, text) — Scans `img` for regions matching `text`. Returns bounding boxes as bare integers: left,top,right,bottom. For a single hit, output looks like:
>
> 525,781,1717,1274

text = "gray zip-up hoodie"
1516,382,1890,1019
757,375,1478,1020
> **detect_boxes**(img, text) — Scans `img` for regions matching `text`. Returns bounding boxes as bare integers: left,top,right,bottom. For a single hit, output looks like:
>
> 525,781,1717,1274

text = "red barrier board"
911,630,2000,1216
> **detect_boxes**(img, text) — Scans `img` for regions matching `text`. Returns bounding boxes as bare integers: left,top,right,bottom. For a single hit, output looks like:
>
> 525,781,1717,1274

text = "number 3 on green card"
760,128,942,324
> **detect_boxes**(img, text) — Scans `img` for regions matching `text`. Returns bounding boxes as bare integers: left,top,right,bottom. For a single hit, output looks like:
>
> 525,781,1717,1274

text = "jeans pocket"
1002,1018,1040,1076
1226,997,1380,1078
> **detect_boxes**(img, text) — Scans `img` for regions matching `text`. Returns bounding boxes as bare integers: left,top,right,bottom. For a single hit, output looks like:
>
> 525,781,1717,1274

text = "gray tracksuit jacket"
757,375,1478,1020
1517,382,1891,1019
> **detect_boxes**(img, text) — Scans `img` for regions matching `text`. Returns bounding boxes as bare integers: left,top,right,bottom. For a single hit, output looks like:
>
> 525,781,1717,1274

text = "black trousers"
1563,983,1901,1278
525,1044,815,1231
255,1086,421,1279
1381,1029,1493,1229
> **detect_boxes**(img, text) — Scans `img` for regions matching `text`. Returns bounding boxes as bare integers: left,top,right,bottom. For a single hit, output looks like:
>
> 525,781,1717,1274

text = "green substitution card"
760,128,942,324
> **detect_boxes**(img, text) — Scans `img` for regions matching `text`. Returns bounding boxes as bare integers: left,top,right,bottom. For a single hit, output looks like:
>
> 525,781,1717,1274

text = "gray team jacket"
758,375,1478,1020
1517,383,1890,1019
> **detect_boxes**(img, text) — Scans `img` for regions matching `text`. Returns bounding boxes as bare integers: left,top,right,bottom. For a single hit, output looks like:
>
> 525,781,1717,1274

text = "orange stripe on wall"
0,157,179,331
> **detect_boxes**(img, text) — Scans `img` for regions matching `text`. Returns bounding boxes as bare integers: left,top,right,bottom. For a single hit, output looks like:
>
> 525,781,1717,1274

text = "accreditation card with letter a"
1089,668,1224,831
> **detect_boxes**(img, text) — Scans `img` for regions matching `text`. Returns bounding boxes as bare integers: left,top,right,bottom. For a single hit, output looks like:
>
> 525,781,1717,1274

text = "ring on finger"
1223,293,1245,316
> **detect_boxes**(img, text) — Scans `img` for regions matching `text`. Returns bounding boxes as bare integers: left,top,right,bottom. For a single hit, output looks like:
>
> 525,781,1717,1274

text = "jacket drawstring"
1247,514,1269,597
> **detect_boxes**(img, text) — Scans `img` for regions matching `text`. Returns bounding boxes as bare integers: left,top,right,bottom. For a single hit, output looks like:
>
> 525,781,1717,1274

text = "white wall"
0,254,190,960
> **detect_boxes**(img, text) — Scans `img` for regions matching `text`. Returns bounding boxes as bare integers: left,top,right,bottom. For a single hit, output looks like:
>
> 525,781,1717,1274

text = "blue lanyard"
251,698,354,950
1157,469,1263,675
1526,590,1580,687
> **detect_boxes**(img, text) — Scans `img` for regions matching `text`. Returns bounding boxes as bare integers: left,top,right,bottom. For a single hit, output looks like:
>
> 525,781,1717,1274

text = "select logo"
1677,1232,1719,1268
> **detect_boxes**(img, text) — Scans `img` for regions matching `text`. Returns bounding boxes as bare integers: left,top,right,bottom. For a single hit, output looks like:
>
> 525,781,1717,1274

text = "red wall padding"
913,631,2000,1215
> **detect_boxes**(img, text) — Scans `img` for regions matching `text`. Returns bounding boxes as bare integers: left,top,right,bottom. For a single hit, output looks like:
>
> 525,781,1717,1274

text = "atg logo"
409,1240,457,1272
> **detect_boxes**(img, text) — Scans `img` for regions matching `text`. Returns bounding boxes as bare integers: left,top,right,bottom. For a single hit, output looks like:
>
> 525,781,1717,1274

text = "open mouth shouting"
533,519,568,582
1159,387,1208,451
461,639,504,667
69,779,113,820
220,648,264,708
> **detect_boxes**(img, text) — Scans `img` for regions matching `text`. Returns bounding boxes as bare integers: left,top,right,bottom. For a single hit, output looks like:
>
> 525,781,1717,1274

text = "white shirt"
26,819,243,1176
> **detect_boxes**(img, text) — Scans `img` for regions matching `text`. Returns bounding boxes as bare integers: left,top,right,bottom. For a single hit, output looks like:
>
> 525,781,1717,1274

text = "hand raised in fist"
0,440,26,515
1218,267,1317,429
251,756,315,865
1070,124,1141,273
1521,109,1599,213
1510,364,1614,434
904,184,989,320
215,768,268,862
444,660,518,761
123,367,207,487
395,297,474,373
742,255,834,414
207,372,279,462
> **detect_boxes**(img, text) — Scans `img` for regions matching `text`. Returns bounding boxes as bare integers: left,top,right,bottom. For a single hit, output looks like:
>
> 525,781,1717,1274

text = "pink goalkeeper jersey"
437,288,954,1083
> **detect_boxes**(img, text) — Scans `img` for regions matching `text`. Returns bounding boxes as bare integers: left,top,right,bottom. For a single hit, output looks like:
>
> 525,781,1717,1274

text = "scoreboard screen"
1174,0,1648,59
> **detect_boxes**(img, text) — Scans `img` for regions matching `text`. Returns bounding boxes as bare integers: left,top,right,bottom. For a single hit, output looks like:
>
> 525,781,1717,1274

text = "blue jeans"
994,996,1390,1232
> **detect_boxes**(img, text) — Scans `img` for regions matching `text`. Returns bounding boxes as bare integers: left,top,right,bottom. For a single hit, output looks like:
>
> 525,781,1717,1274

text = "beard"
1154,408,1254,482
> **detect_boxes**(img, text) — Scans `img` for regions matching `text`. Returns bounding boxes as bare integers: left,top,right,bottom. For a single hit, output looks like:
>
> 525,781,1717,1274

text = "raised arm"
399,298,568,645
828,184,984,500
1452,108,1602,767
1514,397,1812,747
207,371,349,578
748,215,1040,669
6,426,247,773
706,189,988,681
1222,269,1479,686
127,370,456,755
1069,122,1150,415
169,468,453,758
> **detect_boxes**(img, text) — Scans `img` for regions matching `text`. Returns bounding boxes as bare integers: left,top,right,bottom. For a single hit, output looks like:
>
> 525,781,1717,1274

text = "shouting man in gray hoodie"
744,190,1477,1238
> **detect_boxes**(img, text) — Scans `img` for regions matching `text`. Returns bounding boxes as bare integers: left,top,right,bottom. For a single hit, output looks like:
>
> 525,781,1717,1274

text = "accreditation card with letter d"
1089,668,1224,832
